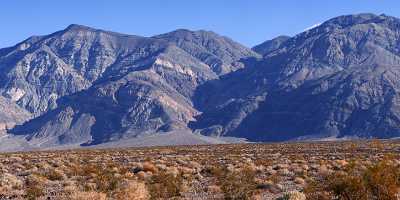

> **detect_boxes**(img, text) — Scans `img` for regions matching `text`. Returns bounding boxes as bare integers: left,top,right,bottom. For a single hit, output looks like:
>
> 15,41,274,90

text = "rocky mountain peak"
321,13,389,28
252,35,290,56
251,13,400,90
192,13,400,141
296,13,399,40
154,29,259,75
0,24,257,147
2,13,400,151
154,29,219,41
64,24,96,31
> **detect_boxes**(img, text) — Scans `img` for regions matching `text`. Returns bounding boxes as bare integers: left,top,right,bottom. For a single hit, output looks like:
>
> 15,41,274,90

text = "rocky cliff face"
153,29,260,75
252,35,290,56
2,25,256,146
0,97,31,132
2,13,400,149
192,13,400,140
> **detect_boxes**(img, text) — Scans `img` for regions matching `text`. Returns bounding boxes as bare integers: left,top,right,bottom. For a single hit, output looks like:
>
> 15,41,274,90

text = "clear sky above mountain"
1,0,399,48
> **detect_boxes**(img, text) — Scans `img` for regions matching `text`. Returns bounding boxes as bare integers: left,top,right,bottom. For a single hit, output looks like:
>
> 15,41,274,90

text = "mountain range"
1,13,400,150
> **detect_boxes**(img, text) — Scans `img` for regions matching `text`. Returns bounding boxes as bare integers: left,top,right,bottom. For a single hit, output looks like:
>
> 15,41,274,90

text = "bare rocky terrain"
1,13,400,150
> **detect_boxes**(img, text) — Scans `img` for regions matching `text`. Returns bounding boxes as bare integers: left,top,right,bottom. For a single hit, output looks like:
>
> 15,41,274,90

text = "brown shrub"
24,175,45,200
143,162,158,173
305,157,400,200
278,190,306,200
215,166,258,200
363,158,400,200
0,173,23,189
76,162,125,194
147,170,184,199
114,180,149,200
44,169,64,181
94,167,122,193
70,191,107,200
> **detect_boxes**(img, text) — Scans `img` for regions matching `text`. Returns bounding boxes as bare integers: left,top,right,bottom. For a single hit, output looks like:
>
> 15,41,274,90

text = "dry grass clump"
305,156,400,200
92,167,121,193
147,170,184,199
25,174,46,200
68,162,127,194
215,165,258,200
42,168,65,181
0,173,24,198
143,161,158,173
114,180,149,200
277,190,306,200
70,191,107,200
0,172,23,188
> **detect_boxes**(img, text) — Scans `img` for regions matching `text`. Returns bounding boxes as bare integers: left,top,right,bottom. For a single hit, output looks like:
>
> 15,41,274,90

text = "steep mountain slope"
226,64,400,141
192,13,400,140
252,35,290,56
2,13,400,150
153,29,260,75
0,24,171,116
5,26,256,147
0,97,31,132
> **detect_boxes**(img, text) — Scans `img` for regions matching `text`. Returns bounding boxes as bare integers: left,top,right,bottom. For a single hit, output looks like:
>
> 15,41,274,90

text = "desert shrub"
24,175,45,200
43,169,64,181
89,164,124,194
147,170,184,199
305,157,400,200
143,162,158,173
215,166,258,200
269,173,282,184
0,173,23,189
95,169,120,193
70,191,107,200
370,139,384,151
202,165,225,178
113,180,149,200
327,171,368,200
277,190,306,200
363,158,400,200
68,162,125,195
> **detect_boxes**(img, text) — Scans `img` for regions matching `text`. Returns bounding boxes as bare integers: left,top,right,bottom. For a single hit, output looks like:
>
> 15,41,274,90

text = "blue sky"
1,0,399,48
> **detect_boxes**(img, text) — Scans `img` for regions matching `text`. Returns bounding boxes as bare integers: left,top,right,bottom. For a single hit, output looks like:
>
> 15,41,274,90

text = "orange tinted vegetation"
0,140,399,199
